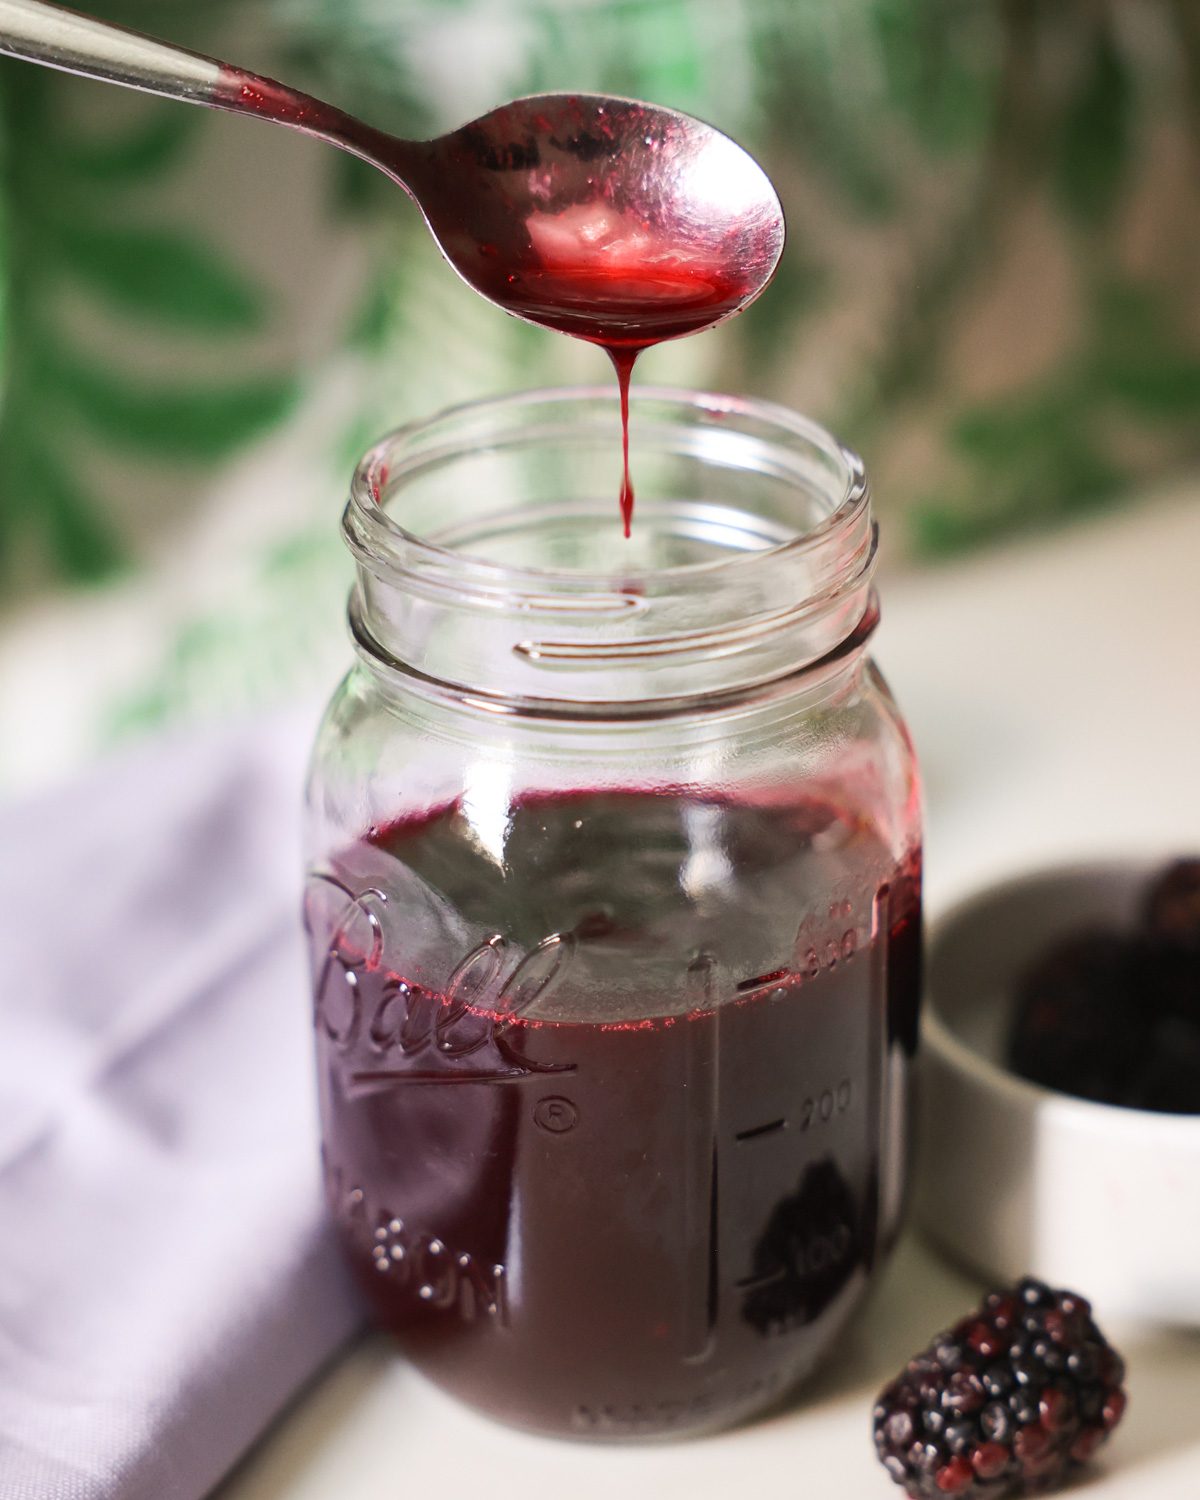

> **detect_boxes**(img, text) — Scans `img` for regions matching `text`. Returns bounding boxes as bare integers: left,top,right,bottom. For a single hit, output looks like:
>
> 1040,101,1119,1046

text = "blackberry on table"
873,1278,1126,1498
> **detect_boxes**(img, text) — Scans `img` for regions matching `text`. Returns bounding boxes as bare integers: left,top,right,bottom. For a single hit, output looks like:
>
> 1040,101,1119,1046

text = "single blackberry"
1008,858,1200,1113
873,1278,1126,1498
1006,932,1145,1104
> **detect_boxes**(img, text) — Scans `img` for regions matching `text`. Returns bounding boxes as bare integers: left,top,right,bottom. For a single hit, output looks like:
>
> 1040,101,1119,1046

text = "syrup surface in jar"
311,789,920,1438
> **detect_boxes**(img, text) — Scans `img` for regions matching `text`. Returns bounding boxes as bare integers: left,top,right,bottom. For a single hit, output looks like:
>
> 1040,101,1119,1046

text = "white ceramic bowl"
915,862,1200,1325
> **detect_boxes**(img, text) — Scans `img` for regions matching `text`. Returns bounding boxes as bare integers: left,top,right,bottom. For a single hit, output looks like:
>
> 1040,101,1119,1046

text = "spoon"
0,0,785,351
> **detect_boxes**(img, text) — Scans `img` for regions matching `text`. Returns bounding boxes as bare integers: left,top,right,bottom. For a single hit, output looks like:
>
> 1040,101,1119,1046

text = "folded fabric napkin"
0,717,364,1500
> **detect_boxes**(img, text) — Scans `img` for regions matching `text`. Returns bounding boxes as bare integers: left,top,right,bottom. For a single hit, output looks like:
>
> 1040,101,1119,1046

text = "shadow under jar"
304,387,922,1440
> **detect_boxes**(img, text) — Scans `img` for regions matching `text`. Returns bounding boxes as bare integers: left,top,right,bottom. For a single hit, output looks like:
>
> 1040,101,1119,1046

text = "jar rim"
343,385,877,713
347,384,867,589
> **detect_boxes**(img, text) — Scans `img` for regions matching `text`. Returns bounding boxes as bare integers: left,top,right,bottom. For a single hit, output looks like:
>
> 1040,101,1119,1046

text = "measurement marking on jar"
735,1222,854,1290
736,968,790,993
736,1118,787,1142
798,1079,852,1130
735,1267,780,1289
350,1068,558,1085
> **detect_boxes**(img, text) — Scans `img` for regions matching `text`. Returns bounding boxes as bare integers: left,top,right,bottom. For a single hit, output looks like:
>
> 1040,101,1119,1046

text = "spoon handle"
0,0,407,176
0,0,227,99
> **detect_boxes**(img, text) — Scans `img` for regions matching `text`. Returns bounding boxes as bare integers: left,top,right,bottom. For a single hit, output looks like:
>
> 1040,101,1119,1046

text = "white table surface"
215,482,1200,1500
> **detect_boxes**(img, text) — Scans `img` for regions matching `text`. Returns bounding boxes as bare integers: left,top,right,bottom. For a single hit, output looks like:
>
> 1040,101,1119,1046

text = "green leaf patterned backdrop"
2,0,1200,781
0,3,303,592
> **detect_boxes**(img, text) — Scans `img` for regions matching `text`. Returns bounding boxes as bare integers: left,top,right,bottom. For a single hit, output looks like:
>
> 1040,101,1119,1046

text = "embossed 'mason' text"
367,1211,509,1326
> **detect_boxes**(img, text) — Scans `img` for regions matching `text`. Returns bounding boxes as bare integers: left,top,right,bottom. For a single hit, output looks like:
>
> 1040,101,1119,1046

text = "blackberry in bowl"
1008,860,1200,1114
916,860,1200,1325
874,1278,1126,1498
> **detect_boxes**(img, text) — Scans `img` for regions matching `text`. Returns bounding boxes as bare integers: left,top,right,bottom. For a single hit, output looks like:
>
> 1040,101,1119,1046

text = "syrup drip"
220,68,763,532
482,252,748,535
611,347,636,537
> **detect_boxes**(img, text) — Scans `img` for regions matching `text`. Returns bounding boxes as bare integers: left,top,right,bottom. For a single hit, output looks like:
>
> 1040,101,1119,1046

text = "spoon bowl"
388,92,786,348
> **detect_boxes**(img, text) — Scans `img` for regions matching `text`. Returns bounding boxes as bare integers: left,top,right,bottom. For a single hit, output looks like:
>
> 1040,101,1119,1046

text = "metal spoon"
0,0,785,348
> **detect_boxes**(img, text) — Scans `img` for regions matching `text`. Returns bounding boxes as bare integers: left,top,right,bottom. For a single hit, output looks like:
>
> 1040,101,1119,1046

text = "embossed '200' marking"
799,1080,852,1130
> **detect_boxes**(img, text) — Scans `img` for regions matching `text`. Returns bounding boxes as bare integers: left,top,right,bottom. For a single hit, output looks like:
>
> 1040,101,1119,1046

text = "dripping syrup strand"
606,347,640,538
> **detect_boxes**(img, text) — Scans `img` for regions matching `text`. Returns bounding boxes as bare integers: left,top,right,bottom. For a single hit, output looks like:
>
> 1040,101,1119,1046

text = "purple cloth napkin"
0,718,364,1499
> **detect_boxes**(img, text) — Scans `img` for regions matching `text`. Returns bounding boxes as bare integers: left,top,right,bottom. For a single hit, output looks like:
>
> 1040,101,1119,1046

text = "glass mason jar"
304,387,922,1441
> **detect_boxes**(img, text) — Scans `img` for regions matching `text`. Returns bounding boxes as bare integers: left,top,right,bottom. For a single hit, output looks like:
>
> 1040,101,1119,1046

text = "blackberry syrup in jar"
304,388,922,1440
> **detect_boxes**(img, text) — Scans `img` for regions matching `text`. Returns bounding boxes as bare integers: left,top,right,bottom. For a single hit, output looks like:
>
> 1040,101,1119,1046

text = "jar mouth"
348,385,866,586
343,386,877,710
